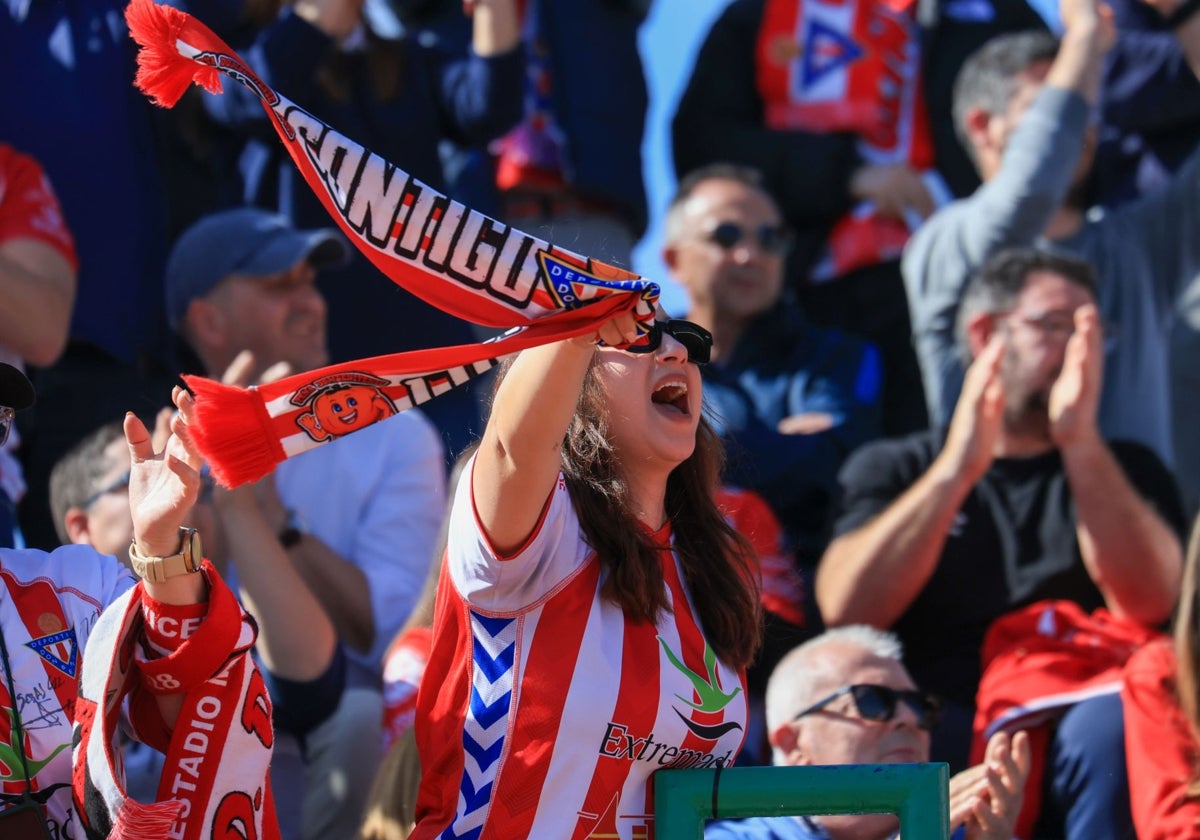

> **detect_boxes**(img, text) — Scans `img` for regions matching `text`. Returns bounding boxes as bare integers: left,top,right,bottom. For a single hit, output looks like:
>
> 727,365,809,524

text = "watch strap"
128,528,203,583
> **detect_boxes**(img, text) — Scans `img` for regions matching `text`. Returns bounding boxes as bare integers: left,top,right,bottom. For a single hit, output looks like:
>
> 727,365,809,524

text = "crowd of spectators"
6,0,1200,836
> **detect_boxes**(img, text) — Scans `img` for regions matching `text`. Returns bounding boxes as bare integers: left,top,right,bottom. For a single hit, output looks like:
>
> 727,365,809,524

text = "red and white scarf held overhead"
123,0,659,488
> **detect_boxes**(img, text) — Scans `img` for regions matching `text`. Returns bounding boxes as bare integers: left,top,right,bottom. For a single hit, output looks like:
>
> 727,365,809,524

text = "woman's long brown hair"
554,358,762,670
1176,517,1200,798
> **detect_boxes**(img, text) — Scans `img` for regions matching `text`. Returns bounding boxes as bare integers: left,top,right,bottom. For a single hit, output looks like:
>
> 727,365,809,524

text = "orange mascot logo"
291,372,399,443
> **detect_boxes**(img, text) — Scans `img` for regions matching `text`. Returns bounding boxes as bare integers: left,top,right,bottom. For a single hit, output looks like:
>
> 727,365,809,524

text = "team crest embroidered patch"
26,626,79,678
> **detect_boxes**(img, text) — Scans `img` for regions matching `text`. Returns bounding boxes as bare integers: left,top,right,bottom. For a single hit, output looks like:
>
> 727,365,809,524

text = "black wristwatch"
278,509,305,549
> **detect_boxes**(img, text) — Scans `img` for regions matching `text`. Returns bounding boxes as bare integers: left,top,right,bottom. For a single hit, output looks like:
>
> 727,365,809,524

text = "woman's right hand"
571,309,648,351
293,0,364,41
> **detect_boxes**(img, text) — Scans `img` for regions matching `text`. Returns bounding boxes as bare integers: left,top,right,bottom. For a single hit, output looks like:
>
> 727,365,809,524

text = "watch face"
184,529,204,572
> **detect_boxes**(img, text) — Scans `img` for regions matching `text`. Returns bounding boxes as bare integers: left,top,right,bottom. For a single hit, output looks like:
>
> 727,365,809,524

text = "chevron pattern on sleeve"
440,612,518,840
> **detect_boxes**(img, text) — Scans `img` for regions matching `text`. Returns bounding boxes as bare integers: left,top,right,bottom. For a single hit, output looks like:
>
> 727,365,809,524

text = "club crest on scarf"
291,372,399,443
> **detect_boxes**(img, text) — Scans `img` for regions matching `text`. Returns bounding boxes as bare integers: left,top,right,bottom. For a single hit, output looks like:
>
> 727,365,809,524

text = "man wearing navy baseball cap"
166,207,350,381
167,206,447,840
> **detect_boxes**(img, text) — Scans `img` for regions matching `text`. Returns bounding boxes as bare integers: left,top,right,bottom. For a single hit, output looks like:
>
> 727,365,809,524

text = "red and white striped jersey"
412,464,748,840
0,546,133,833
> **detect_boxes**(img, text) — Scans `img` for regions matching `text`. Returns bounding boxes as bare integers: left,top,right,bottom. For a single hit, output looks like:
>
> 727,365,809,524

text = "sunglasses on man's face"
82,470,131,510
706,221,793,256
792,684,942,732
622,319,713,364
0,406,13,449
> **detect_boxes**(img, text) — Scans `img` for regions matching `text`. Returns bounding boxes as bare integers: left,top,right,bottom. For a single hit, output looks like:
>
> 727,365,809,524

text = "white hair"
764,625,905,761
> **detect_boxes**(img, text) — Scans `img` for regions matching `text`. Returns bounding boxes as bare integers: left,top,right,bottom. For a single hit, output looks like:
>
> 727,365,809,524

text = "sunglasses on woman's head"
623,319,713,364
791,684,942,732
706,221,793,255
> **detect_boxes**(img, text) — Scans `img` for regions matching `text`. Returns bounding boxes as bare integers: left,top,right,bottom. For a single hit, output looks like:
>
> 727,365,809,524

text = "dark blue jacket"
702,304,882,563
1094,0,1200,205
534,0,651,236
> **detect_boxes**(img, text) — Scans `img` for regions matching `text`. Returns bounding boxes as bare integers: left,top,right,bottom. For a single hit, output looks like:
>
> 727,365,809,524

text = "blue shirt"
705,816,831,839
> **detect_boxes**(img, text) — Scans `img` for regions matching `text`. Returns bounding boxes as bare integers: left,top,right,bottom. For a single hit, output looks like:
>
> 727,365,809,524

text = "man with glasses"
663,164,884,727
904,0,1200,484
818,247,1185,836
663,164,882,573
48,417,182,563
705,626,1030,839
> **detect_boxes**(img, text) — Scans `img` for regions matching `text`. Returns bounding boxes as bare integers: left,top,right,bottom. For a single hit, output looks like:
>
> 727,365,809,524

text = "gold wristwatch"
128,527,203,583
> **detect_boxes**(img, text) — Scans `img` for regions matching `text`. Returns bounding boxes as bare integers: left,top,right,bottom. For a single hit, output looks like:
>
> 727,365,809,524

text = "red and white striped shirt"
413,462,747,840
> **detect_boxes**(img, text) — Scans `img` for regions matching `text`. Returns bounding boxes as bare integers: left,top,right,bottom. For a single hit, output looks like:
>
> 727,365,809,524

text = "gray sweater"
902,86,1197,464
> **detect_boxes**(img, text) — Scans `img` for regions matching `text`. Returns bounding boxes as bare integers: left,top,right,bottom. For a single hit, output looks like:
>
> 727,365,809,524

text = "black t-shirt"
831,431,1187,708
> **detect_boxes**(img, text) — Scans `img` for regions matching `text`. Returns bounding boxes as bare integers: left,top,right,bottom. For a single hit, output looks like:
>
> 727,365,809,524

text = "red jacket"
1123,639,1200,838
972,600,1162,838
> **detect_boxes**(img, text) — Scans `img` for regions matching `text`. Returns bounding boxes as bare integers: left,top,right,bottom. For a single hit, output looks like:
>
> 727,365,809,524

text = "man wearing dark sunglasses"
662,165,882,575
706,626,1029,840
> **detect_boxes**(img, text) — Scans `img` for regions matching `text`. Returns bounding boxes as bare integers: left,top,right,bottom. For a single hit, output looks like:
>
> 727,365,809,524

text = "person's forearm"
472,0,520,56
1047,19,1109,105
287,534,375,652
1175,6,1200,78
1062,433,1182,625
816,457,972,628
474,340,594,552
219,506,338,680
0,243,74,366
135,531,208,730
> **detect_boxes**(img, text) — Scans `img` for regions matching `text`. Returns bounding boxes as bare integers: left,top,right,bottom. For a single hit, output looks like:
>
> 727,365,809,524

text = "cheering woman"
410,307,762,839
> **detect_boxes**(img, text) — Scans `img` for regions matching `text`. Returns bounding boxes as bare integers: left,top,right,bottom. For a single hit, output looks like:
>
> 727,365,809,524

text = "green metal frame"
654,763,950,840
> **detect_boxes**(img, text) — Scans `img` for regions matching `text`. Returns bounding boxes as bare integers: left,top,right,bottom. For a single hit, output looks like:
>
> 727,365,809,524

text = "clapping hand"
849,163,936,224
211,350,292,524
948,730,1032,840
937,335,1006,486
1048,304,1103,450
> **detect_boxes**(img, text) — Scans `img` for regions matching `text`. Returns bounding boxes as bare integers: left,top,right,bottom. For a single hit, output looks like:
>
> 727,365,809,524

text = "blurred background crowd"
6,0,1200,836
